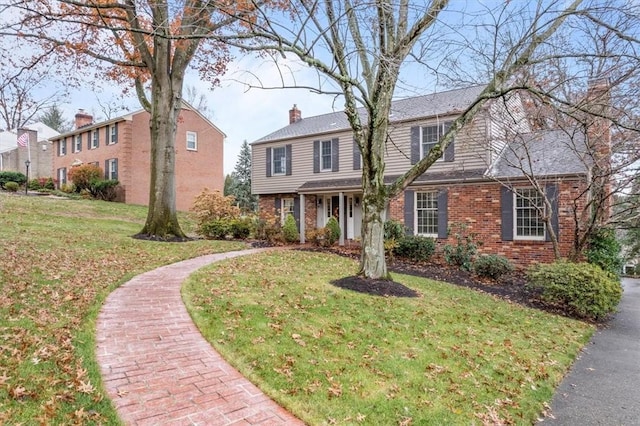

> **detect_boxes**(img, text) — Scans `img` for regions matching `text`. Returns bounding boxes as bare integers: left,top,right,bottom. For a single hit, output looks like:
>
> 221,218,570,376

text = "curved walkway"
96,249,304,426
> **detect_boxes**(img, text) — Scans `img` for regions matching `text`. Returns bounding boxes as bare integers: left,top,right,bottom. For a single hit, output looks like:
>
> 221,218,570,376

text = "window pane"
515,188,545,238
416,192,438,235
273,147,286,174
321,140,332,170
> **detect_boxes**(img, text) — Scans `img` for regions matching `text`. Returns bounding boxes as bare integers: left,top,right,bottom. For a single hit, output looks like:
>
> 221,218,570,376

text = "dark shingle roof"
253,85,485,144
488,129,591,178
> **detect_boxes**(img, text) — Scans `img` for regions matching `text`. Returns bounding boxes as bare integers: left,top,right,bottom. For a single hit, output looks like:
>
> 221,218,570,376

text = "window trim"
513,187,546,241
415,191,439,237
57,167,67,185
186,131,197,151
74,135,82,153
320,139,332,172
109,124,117,145
106,158,118,180
271,146,287,176
59,139,67,156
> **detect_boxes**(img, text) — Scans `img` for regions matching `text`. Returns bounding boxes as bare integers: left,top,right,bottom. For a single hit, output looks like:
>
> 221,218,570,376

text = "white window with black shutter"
266,145,292,177
313,138,339,173
108,123,118,145
59,138,67,156
57,167,67,185
105,158,118,180
404,189,448,238
74,135,82,153
91,130,99,149
410,122,454,164
353,139,361,170
501,185,559,242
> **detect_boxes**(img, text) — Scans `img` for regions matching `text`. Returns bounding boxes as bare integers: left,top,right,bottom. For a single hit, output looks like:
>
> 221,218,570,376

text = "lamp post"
24,160,30,195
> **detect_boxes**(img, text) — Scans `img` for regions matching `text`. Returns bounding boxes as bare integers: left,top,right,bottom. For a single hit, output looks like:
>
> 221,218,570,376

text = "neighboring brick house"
251,85,608,265
50,104,225,211
0,122,58,179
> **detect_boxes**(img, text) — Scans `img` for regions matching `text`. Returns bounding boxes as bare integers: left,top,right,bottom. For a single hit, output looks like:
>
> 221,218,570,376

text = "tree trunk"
136,72,187,240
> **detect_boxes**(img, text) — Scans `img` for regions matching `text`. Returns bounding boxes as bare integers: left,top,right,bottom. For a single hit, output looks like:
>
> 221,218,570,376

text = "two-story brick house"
51,104,225,211
252,85,605,264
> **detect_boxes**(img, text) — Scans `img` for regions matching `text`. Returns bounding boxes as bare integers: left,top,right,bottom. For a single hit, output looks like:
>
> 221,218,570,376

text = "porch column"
339,191,345,246
299,194,305,244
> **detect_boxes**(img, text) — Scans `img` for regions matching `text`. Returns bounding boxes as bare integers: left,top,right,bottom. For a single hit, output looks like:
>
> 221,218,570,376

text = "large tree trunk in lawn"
137,72,187,240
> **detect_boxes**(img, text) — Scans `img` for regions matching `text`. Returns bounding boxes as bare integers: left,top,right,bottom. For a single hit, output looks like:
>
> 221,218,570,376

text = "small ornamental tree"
68,164,102,192
191,189,241,237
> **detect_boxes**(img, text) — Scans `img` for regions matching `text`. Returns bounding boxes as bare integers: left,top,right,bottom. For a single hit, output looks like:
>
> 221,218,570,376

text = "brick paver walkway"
96,249,304,425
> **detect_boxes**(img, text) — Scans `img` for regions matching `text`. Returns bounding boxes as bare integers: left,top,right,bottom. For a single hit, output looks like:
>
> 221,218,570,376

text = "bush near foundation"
282,214,299,243
527,261,622,321
474,254,514,280
4,181,19,192
394,235,436,261
0,171,26,189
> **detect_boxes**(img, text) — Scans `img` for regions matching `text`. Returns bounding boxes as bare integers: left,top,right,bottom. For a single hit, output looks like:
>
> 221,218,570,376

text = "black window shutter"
114,159,118,180
274,197,281,217
293,196,301,231
87,133,91,150
501,186,514,241
96,130,100,148
285,144,292,176
105,126,109,144
313,140,320,173
410,126,420,164
443,122,455,162
77,136,81,152
114,122,118,144
353,139,361,170
331,138,339,172
437,189,448,239
404,190,415,235
545,184,559,241
104,160,109,179
266,148,272,177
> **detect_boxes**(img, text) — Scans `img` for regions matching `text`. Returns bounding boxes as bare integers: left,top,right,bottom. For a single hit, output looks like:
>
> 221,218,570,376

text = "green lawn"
183,250,594,425
0,193,246,424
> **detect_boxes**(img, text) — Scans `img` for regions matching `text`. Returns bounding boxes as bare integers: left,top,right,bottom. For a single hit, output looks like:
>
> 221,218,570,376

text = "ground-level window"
281,197,294,223
416,191,438,236
57,167,67,185
106,158,118,180
514,188,545,240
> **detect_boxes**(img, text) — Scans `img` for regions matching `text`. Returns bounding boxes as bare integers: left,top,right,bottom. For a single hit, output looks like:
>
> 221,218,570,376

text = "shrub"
191,189,241,237
201,219,233,239
230,218,253,239
326,217,341,245
306,227,332,247
474,254,514,280
394,235,436,261
586,228,623,278
60,183,76,193
255,213,282,244
384,220,406,241
0,171,26,189
527,261,622,321
43,177,56,190
28,178,42,190
68,164,103,192
282,214,300,243
89,179,119,201
4,181,19,192
443,223,478,271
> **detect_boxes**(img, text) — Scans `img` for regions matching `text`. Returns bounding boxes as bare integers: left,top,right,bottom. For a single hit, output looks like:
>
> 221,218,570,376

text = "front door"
347,196,354,239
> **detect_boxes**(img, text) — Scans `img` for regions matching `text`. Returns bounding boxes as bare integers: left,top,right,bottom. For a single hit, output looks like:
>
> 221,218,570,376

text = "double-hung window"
421,122,450,160
91,130,99,149
186,131,197,151
108,124,117,145
106,158,118,180
321,140,332,171
281,198,294,223
74,135,82,153
272,146,286,175
514,188,545,240
416,192,438,236
59,139,67,156
57,167,67,185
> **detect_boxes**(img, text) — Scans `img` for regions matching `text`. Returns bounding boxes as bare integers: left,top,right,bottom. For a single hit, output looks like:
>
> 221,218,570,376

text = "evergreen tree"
223,174,236,197
37,104,72,133
229,140,257,212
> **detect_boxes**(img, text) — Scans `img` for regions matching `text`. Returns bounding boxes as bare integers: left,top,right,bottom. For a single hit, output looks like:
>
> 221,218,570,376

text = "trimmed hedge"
527,261,622,321
0,171,26,189
474,254,514,280
394,235,436,261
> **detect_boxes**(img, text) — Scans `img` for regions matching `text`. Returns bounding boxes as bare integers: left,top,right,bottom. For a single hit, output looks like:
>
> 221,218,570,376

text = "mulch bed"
295,245,573,318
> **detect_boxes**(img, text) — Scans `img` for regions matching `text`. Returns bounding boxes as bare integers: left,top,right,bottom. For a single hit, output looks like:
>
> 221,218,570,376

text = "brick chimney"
289,104,301,124
75,109,93,129
585,78,612,224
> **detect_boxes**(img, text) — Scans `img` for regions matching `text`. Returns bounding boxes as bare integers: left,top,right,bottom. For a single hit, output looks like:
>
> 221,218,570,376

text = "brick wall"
389,180,588,266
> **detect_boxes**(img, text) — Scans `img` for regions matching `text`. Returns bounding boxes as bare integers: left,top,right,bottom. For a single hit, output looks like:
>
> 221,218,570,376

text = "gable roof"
488,129,591,178
253,85,485,144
